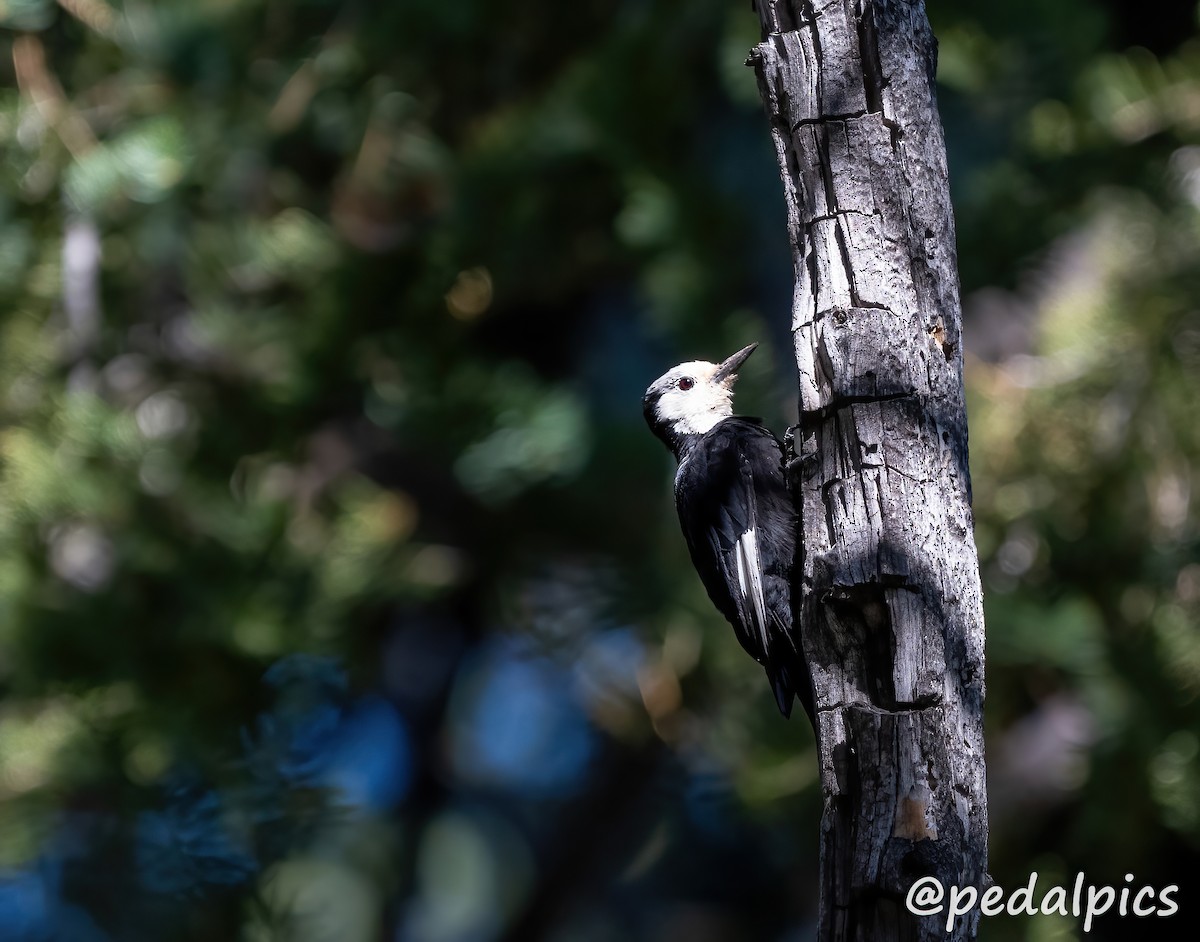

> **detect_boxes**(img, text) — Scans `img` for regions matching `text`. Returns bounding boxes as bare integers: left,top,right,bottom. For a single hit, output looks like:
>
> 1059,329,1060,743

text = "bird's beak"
712,343,758,384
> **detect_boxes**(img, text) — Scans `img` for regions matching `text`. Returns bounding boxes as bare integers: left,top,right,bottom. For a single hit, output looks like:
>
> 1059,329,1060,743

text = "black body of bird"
643,343,813,721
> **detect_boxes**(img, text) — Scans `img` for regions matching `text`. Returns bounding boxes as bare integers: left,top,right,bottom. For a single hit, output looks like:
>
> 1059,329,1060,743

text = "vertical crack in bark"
801,0,825,111
818,125,840,217
786,141,811,247
833,219,862,310
856,3,886,115
757,0,801,34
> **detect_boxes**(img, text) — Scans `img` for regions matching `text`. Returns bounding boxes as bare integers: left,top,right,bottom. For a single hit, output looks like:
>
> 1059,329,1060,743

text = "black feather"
672,417,813,721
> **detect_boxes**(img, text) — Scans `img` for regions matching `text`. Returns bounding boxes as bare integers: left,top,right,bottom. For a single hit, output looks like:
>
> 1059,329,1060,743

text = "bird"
643,343,812,721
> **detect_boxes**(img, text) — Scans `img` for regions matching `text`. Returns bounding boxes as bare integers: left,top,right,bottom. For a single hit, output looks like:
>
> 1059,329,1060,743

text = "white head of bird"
644,343,758,453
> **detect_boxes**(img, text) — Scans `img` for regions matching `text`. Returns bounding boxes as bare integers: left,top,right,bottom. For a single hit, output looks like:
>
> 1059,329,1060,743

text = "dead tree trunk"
748,2,988,939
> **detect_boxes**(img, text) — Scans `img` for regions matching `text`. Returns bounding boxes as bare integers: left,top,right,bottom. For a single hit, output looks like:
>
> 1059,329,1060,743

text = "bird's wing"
677,419,808,719
731,454,771,660
678,424,776,664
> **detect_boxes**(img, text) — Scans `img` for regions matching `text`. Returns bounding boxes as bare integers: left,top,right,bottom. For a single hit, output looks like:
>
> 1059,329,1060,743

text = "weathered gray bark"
747,1,987,940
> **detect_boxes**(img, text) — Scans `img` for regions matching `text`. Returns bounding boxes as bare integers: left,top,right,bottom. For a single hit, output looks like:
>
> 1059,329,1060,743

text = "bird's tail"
766,641,815,725
767,661,794,719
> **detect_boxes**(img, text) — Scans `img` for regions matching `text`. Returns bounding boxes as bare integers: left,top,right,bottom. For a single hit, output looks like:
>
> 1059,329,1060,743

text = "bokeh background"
1,0,1199,939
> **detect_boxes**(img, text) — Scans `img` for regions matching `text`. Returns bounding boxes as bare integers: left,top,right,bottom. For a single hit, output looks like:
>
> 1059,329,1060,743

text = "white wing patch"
734,527,770,654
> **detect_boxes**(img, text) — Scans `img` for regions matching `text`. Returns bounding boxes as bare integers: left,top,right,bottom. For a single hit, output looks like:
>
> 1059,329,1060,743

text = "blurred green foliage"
0,1,1198,940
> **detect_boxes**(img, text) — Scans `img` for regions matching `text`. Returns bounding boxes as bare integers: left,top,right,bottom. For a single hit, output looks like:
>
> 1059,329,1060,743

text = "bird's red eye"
678,377,694,391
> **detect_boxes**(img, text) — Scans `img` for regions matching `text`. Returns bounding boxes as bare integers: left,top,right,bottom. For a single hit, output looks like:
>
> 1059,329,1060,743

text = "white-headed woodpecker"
644,343,812,721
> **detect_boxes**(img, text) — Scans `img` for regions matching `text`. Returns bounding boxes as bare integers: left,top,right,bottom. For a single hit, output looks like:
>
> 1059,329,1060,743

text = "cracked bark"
749,2,988,940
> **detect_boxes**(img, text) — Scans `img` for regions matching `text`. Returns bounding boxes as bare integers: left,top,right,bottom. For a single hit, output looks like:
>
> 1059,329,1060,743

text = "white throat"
673,405,730,436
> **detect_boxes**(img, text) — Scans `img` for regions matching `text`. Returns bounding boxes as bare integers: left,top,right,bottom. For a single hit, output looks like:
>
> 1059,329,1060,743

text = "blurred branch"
268,60,318,134
11,33,97,158
267,24,349,134
56,0,118,39
12,33,103,382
